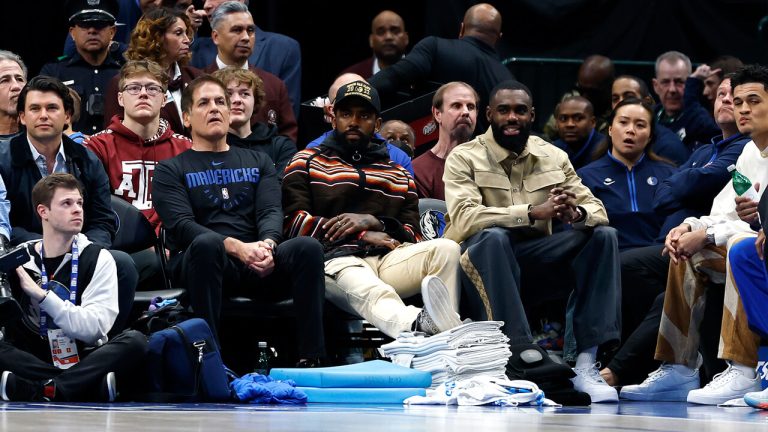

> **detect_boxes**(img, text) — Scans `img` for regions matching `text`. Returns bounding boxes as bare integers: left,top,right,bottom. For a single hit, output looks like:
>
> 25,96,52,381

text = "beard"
334,129,371,155
450,123,474,144
491,122,531,155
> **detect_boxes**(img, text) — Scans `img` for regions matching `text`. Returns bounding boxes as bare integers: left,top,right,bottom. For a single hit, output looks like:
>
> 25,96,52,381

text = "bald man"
342,10,409,79
369,3,513,134
306,73,413,175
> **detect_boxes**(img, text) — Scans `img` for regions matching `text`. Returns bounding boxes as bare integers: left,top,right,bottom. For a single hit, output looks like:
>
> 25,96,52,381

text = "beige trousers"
655,234,761,368
324,239,461,338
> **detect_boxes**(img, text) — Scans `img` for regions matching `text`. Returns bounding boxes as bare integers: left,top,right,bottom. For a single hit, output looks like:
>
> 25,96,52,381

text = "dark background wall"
4,0,768,131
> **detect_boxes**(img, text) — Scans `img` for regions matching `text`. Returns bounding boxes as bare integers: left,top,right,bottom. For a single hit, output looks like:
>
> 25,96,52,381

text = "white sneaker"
744,386,768,409
418,276,461,335
620,363,700,401
571,363,618,403
687,363,761,405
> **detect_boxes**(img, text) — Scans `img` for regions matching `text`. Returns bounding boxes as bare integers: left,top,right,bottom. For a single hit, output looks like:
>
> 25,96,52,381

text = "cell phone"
0,245,29,273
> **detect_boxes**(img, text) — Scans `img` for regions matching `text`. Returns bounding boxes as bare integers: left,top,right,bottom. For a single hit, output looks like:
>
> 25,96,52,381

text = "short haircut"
67,88,81,128
381,119,416,143
730,64,768,93
17,75,75,116
554,95,594,117
432,81,479,110
126,7,194,66
489,80,533,106
710,55,744,80
211,67,265,110
181,75,230,114
0,50,27,78
614,75,651,98
118,59,170,92
655,50,692,76
32,173,83,209
210,1,250,31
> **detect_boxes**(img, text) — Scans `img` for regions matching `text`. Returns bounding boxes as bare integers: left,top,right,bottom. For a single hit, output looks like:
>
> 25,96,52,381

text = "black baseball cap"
333,80,381,114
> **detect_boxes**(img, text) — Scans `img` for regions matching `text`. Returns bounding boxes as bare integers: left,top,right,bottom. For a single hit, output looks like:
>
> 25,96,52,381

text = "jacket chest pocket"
523,170,566,203
475,171,512,205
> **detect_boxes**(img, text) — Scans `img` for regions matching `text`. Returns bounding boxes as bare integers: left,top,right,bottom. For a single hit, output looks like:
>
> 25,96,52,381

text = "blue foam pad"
299,387,426,403
269,360,432,388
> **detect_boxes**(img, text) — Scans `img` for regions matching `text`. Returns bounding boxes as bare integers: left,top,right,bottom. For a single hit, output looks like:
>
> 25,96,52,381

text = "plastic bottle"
728,164,760,201
254,341,272,376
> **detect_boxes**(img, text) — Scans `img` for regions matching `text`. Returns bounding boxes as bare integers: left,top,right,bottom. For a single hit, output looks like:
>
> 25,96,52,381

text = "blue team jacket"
653,133,751,238
578,152,676,249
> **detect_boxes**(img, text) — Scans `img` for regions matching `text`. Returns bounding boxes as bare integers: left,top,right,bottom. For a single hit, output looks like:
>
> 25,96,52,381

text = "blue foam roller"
269,360,432,388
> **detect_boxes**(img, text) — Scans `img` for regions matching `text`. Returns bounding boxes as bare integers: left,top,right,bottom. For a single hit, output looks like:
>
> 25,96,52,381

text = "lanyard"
39,238,79,336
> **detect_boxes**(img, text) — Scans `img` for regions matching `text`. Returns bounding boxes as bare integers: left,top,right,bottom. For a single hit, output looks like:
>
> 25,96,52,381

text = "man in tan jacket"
443,80,621,403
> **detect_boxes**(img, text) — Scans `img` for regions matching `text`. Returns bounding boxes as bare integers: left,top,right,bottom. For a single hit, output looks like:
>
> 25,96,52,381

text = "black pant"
619,245,669,342
0,330,147,401
460,226,621,357
169,234,326,358
108,250,139,338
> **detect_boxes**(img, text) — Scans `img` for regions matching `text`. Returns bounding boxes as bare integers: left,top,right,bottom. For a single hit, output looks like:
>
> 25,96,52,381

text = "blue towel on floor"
231,373,307,404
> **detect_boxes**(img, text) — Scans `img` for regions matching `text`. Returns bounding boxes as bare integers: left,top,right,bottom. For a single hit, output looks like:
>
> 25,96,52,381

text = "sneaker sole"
421,276,461,333
620,389,691,402
744,394,768,409
0,371,9,402
105,372,117,402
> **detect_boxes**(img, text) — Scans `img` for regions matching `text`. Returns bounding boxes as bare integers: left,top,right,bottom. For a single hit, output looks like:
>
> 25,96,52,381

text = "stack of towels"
269,360,432,403
378,321,511,389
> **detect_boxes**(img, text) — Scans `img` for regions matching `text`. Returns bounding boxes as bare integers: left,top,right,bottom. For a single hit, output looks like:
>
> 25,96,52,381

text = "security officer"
40,0,124,135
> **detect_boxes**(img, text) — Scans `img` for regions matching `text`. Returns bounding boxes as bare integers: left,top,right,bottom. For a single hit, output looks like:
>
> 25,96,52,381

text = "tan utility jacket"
443,128,608,243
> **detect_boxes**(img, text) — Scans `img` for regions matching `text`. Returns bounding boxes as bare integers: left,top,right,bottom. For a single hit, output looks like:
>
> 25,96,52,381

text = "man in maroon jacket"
201,1,297,142
85,60,192,231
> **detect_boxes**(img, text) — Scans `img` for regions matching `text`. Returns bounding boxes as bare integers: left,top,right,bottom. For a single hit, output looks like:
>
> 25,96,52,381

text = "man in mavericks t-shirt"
152,76,326,366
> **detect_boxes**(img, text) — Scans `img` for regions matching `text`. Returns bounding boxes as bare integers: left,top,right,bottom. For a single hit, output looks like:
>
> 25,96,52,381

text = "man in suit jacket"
192,0,301,119
341,10,409,79
202,1,297,142
368,3,513,134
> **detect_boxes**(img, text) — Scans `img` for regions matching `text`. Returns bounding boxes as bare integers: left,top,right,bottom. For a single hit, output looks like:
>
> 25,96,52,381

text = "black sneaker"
1,371,47,402
101,372,117,402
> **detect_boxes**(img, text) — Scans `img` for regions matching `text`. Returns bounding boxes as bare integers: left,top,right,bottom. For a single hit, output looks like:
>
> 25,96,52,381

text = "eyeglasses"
121,83,165,96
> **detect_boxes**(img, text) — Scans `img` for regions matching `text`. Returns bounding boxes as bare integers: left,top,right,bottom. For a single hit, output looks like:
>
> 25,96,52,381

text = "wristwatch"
263,239,278,251
705,226,716,245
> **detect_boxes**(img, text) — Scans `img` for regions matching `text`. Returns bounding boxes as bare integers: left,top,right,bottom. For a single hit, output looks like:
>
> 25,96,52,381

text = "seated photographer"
0,174,146,402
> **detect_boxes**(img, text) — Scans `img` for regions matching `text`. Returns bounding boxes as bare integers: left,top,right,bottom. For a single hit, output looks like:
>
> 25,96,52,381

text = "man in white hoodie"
0,174,147,402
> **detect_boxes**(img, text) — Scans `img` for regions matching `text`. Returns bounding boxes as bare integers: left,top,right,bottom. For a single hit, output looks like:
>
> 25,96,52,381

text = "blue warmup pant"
729,239,768,339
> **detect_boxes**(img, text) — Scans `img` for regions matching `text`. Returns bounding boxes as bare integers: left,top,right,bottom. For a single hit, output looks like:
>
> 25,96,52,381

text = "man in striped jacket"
282,80,462,338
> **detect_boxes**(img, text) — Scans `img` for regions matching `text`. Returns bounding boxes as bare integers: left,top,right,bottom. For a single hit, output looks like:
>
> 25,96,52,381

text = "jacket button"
516,218,523,223
512,188,518,193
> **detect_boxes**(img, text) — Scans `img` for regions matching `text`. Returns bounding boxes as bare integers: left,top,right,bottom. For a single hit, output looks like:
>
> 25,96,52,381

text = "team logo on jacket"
647,176,658,186
268,109,278,125
603,177,615,185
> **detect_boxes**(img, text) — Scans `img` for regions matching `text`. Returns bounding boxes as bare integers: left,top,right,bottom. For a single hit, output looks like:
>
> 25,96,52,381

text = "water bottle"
728,164,760,201
254,341,274,376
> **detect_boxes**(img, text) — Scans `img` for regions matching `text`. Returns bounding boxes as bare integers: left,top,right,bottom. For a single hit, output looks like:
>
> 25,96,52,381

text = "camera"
0,244,26,327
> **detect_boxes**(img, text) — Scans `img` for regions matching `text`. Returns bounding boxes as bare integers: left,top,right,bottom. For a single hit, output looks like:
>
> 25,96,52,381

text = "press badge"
47,328,80,369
